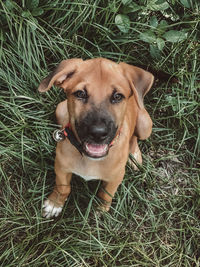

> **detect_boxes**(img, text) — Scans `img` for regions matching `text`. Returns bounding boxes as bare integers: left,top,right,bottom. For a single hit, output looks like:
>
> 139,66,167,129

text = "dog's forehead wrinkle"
100,59,122,80
81,58,122,83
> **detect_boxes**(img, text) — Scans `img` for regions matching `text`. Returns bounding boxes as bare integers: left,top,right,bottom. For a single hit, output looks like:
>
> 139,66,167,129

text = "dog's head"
38,58,154,159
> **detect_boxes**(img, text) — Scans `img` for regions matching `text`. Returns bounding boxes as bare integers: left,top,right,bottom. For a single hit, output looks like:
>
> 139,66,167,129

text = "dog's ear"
119,62,154,109
38,58,83,92
119,62,154,140
134,108,153,140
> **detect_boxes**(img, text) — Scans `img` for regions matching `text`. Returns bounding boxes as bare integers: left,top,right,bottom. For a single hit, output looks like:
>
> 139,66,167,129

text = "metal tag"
53,129,65,142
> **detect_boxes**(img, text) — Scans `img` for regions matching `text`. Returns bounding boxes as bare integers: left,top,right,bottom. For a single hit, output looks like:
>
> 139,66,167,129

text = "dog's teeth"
85,143,108,156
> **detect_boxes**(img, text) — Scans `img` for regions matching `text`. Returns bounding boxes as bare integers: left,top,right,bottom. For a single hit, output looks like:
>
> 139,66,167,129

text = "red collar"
63,123,71,137
109,128,122,147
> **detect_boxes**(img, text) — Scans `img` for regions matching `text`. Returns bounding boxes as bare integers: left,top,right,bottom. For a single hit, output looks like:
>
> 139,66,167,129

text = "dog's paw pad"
42,199,63,218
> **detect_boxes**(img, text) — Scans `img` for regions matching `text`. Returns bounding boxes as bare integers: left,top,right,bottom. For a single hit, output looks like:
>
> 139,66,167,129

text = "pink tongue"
86,143,108,155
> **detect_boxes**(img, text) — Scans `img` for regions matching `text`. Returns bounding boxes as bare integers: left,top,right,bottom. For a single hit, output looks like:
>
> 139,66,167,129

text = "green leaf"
21,11,31,18
150,44,161,60
157,20,168,34
156,38,165,51
122,2,141,13
26,0,39,10
160,20,168,28
166,96,178,112
5,0,15,10
32,8,44,16
139,30,157,43
115,14,130,33
180,0,191,8
163,30,188,43
149,16,158,28
149,0,169,11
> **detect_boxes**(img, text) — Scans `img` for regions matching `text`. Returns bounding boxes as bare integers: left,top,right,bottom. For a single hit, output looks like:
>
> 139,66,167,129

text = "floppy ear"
119,62,154,108
38,58,83,92
119,62,154,140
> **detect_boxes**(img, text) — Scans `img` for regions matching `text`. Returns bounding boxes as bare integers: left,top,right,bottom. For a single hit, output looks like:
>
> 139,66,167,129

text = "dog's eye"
73,89,88,100
110,91,124,104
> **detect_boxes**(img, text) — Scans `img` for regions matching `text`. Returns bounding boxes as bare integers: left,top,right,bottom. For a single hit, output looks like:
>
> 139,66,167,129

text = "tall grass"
0,0,199,266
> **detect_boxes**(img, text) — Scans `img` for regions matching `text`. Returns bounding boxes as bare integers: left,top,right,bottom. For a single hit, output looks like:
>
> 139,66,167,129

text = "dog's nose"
89,124,108,142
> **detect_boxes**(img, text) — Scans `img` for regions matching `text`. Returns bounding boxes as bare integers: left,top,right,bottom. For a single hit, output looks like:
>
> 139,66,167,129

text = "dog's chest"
74,171,100,181
72,157,107,181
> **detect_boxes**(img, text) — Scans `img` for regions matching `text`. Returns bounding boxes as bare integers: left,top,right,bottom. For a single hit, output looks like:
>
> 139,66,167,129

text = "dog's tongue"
85,143,108,157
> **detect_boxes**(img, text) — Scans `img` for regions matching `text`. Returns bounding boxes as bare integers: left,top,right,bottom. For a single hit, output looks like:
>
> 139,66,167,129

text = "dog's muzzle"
75,111,118,159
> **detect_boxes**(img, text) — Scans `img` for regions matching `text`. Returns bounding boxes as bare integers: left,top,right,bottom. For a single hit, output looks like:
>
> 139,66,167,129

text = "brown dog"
38,58,154,218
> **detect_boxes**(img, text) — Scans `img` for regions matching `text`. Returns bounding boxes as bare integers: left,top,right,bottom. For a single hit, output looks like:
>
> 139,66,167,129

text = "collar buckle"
53,129,65,142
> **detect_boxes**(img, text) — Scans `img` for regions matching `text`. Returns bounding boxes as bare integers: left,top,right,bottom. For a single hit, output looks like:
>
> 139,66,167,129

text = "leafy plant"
2,0,44,19
115,0,195,59
0,0,199,266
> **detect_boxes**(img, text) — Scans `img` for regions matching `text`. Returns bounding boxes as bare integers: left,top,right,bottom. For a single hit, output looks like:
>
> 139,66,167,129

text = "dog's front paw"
42,199,63,218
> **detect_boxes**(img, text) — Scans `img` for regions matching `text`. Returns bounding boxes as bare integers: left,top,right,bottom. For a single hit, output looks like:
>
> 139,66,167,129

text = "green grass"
0,0,200,266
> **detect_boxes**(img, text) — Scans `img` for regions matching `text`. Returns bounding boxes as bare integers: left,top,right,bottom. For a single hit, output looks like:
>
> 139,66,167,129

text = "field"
0,0,199,266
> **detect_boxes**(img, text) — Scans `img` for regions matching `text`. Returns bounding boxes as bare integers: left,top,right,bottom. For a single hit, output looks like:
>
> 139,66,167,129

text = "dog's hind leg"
128,135,142,170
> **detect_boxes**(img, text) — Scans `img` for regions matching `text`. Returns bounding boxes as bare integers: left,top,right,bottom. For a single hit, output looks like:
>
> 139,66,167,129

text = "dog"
38,58,154,218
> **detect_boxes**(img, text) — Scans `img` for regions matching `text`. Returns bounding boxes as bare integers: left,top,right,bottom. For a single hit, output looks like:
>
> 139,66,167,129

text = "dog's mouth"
83,142,109,158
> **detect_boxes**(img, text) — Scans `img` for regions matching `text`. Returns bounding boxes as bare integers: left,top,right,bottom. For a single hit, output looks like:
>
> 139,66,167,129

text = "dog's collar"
52,123,83,154
53,123,121,155
64,123,83,154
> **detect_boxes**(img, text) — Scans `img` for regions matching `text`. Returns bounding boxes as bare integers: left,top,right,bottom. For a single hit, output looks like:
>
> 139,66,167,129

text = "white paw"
42,199,63,218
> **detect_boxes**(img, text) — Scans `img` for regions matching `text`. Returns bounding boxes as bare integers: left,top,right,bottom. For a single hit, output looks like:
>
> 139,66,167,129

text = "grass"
0,0,200,266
